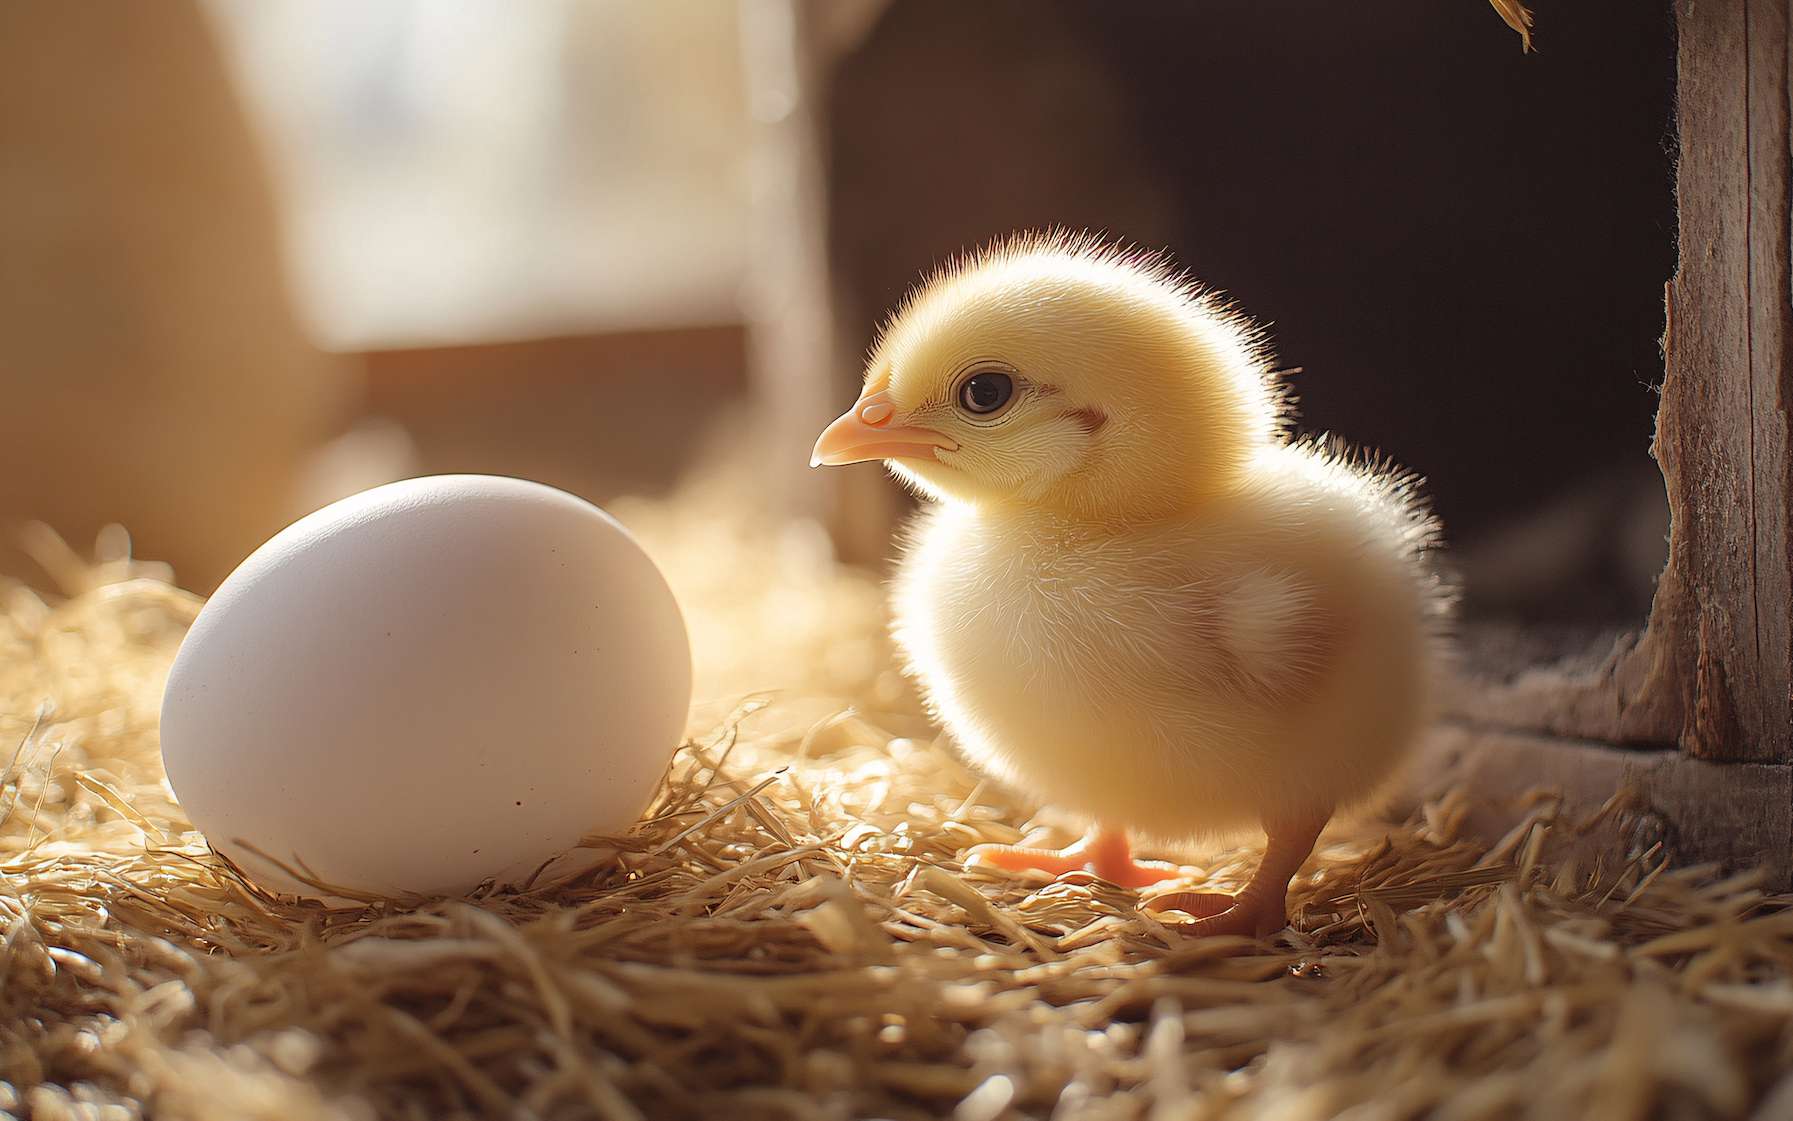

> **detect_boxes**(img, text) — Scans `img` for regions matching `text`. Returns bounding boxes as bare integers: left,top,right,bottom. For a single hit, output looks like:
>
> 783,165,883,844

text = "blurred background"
0,0,1675,695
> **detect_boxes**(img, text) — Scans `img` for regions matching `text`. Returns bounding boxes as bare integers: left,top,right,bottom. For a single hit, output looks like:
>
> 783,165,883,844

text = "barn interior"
7,3,1793,1119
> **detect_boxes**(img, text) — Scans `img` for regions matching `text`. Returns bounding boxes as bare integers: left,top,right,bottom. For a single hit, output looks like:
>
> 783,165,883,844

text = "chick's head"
812,234,1285,522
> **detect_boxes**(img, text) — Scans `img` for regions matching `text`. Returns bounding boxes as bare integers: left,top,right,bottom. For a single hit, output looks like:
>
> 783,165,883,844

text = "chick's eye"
957,371,1014,416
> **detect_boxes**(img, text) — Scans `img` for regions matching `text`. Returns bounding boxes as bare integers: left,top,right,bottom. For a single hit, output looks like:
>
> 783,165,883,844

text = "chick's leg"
965,825,1180,888
1145,810,1329,937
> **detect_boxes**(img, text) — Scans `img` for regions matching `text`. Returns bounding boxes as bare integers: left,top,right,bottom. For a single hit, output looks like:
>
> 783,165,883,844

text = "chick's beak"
809,391,958,467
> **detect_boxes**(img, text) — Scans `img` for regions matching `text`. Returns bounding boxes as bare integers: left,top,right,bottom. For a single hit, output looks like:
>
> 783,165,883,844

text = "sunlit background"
1,0,1677,702
207,0,754,348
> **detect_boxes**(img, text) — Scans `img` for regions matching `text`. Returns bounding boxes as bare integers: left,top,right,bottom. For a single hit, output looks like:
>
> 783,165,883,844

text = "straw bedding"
4,482,1792,1121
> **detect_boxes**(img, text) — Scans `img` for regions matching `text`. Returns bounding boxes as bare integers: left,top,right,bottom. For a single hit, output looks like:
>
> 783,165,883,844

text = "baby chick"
811,233,1448,938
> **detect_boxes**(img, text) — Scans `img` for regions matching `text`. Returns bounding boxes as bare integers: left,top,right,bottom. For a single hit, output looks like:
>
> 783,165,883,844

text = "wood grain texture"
1748,0,1793,751
1650,0,1793,762
1447,0,1793,769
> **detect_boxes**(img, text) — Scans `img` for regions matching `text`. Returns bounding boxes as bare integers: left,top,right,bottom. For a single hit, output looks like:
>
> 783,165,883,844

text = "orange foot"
963,825,1180,889
1145,889,1287,938
1141,810,1331,939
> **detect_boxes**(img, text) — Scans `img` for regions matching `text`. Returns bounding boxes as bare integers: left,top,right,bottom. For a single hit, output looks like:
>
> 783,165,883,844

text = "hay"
4,480,1793,1121
1488,1,1536,53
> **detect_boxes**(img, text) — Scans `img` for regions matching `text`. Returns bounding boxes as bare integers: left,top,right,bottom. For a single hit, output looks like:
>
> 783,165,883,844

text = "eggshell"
159,475,691,898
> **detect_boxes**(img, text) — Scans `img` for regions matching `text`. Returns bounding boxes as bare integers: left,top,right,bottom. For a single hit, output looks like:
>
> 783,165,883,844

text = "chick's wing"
1180,566,1346,710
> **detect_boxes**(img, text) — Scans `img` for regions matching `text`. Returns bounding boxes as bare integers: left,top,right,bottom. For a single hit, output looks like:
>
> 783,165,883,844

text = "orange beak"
810,391,958,467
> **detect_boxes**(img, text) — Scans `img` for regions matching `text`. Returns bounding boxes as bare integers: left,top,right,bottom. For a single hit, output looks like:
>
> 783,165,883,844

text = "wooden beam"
1441,628,1681,749
1409,722,1793,889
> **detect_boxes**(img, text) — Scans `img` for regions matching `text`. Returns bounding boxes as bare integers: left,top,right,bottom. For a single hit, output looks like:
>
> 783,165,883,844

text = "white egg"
159,475,691,899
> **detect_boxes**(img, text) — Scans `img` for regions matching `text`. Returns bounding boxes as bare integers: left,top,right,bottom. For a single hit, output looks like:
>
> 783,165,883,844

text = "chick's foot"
1144,889,1287,938
964,825,1180,888
1142,810,1331,939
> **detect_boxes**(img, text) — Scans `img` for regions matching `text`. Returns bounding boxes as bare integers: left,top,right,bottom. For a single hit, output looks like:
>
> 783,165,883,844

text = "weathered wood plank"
1409,722,1793,888
1451,1,1793,768
1747,0,1793,756
1655,0,1773,761
1440,628,1680,749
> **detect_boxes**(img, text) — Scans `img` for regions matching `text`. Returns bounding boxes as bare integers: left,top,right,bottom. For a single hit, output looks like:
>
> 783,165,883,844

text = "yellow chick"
811,233,1449,938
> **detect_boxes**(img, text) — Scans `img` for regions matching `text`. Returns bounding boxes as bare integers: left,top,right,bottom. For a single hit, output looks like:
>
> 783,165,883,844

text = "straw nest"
4,478,1792,1121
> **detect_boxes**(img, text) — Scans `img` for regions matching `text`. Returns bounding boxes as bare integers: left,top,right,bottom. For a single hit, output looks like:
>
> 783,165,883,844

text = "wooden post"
1651,0,1793,764
1416,0,1793,881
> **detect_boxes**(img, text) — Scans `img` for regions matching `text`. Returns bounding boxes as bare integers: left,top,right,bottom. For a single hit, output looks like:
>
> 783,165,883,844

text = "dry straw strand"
1489,0,1537,52
4,494,1793,1120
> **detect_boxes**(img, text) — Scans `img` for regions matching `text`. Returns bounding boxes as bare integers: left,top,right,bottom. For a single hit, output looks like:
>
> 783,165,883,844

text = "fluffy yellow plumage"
812,232,1450,937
